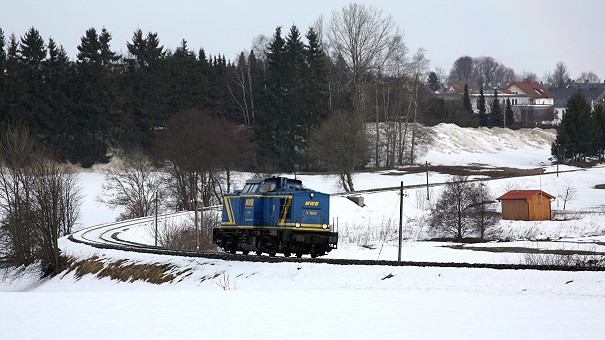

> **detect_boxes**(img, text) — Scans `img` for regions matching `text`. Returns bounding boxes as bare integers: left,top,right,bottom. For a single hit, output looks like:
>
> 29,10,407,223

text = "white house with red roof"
506,81,554,106
470,81,557,125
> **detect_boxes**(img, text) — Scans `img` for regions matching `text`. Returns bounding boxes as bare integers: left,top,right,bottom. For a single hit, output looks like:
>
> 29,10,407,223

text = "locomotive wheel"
242,250,249,255
296,252,303,258
269,251,276,257
311,253,318,258
230,249,236,254
256,251,262,256
283,252,291,258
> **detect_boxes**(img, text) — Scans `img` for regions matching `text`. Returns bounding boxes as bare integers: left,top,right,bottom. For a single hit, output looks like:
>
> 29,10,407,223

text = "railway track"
333,168,583,196
68,214,605,272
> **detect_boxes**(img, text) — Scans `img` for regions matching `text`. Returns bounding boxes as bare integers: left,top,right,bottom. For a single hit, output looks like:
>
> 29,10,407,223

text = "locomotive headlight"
322,223,328,229
310,192,314,198
295,221,301,228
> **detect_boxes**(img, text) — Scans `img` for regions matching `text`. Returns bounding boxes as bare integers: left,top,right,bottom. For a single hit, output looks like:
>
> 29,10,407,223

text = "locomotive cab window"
242,183,260,193
259,179,277,193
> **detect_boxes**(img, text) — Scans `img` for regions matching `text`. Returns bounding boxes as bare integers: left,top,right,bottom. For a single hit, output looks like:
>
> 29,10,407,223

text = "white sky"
2,0,604,81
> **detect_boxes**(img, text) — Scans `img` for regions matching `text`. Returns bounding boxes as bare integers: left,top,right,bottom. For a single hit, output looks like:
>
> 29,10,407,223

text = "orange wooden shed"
497,190,555,221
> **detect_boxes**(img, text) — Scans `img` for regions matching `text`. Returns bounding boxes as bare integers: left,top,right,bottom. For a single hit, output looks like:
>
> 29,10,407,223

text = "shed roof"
497,190,555,201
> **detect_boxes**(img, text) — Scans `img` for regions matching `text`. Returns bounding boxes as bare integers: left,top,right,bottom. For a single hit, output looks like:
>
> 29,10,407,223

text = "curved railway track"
68,213,605,272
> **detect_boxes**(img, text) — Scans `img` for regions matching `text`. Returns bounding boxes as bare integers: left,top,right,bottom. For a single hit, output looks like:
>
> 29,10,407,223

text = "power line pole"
398,181,403,262
426,161,430,200
154,191,158,247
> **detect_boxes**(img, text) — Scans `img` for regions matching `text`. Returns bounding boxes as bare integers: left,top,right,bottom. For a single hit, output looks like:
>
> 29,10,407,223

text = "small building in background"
497,190,555,221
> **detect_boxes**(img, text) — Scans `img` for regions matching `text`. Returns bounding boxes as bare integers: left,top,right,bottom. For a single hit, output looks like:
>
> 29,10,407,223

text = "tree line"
0,3,434,192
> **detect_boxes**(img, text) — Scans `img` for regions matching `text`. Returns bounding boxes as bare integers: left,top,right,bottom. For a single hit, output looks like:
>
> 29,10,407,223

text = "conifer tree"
477,88,488,126
257,26,287,170
3,34,26,126
553,92,599,162
304,27,330,135
463,84,473,114
595,105,605,159
74,27,118,166
0,29,7,123
505,98,515,127
18,27,49,136
490,90,503,127
44,38,73,158
121,29,167,150
427,72,440,92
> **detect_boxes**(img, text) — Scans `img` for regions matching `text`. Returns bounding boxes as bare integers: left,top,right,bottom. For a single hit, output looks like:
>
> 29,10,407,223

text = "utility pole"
154,191,158,247
195,198,199,252
556,143,560,177
398,181,403,262
425,161,430,200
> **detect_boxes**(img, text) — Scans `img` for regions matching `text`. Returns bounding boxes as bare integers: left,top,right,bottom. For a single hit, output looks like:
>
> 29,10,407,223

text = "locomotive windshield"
241,183,260,193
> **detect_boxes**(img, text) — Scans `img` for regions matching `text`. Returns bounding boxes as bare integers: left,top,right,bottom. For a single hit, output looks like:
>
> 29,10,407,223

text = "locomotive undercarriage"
213,228,338,258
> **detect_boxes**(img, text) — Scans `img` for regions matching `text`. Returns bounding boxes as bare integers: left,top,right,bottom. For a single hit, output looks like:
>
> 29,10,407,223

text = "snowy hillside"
2,124,605,340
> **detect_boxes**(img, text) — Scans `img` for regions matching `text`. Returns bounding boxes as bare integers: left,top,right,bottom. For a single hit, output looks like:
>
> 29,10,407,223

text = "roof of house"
497,190,555,201
446,82,474,94
508,81,554,99
549,82,605,108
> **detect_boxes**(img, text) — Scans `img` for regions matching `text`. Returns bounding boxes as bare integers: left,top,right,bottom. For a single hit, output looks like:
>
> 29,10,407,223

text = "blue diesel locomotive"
212,177,338,258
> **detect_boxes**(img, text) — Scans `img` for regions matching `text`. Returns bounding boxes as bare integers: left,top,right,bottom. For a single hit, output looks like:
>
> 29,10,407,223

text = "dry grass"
64,256,179,284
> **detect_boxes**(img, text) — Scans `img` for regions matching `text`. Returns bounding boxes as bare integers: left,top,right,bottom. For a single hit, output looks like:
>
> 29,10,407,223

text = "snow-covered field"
2,124,605,339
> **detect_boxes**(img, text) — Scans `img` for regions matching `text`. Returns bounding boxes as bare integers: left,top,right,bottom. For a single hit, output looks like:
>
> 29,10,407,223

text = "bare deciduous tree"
429,176,499,241
328,2,404,112
520,71,538,83
575,71,601,83
309,110,369,192
0,126,37,267
228,51,258,126
467,182,500,241
549,61,570,88
474,56,499,86
0,125,82,274
448,56,473,84
154,109,256,210
31,159,82,273
153,211,219,250
99,153,165,220
558,184,577,210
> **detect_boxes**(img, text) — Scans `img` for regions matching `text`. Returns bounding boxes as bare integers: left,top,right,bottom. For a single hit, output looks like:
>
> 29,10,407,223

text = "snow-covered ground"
2,124,605,339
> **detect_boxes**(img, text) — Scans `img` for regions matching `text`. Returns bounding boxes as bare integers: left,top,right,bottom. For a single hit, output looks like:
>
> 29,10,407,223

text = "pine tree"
257,26,287,170
3,34,27,126
505,98,515,127
553,92,600,162
463,84,473,114
477,88,488,126
304,27,330,135
19,27,46,66
283,25,307,168
427,72,440,92
19,27,49,135
74,27,118,166
44,38,74,159
120,29,168,150
490,90,503,127
592,104,605,160
0,29,7,123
